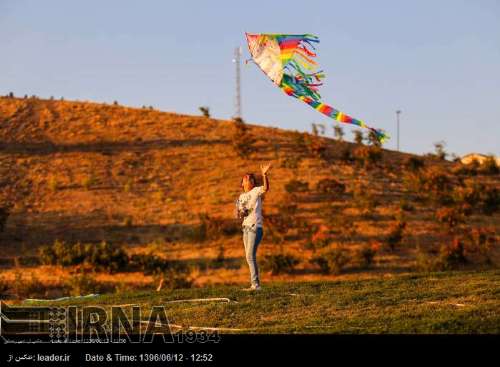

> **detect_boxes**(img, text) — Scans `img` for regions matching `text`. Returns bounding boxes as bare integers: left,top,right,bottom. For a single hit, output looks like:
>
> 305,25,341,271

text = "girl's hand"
260,162,272,175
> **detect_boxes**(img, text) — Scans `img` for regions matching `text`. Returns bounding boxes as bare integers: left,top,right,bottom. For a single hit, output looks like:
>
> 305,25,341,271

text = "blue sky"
1,0,499,156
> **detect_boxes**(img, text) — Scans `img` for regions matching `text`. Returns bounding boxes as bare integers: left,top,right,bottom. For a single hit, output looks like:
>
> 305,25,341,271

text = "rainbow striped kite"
245,33,389,143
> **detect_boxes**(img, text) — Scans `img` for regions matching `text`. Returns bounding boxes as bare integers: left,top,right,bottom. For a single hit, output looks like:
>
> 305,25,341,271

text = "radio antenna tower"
232,46,242,119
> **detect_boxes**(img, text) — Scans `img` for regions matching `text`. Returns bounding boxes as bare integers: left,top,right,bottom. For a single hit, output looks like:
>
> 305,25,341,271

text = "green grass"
24,270,500,334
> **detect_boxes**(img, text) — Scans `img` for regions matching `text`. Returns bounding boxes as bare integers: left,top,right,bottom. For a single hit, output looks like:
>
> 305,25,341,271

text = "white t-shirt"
237,186,265,228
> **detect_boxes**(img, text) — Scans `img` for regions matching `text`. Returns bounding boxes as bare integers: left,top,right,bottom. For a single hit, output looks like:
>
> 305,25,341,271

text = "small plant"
355,242,380,269
0,206,10,233
280,156,301,169
403,156,425,172
39,240,128,273
66,272,101,296
438,237,468,270
47,176,59,192
316,178,345,196
81,174,96,190
340,147,353,163
435,207,465,233
310,246,350,275
367,130,382,147
433,141,447,160
232,118,255,158
0,276,10,299
199,106,210,118
353,145,382,169
123,216,133,227
284,179,309,193
333,124,344,141
479,156,499,175
211,244,225,269
10,271,47,299
123,179,133,192
399,199,415,212
155,268,194,290
386,220,407,251
353,130,364,145
305,225,331,252
262,253,300,275
352,184,380,216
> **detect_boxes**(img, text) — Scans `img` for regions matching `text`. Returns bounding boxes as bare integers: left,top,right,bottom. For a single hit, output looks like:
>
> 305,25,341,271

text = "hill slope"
0,96,498,292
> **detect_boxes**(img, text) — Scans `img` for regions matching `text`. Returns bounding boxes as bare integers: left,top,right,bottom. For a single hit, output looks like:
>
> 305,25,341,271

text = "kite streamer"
245,33,389,143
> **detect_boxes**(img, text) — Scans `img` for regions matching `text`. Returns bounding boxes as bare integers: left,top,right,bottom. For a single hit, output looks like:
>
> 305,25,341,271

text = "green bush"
316,178,345,196
310,247,350,275
10,272,49,299
284,179,309,193
155,269,194,290
353,145,383,169
354,243,380,269
280,156,301,169
0,206,10,233
66,273,102,296
39,240,128,273
403,156,425,172
386,220,407,251
416,238,468,272
479,156,499,175
262,254,300,275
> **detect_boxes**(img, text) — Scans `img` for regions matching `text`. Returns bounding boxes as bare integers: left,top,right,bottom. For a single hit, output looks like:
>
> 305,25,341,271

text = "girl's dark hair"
240,173,256,188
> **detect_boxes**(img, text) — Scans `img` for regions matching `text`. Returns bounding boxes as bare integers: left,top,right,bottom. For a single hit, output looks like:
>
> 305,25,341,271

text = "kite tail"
298,96,390,143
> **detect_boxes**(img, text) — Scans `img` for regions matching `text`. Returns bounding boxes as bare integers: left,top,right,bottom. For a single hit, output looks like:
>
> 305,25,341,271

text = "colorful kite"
245,33,389,143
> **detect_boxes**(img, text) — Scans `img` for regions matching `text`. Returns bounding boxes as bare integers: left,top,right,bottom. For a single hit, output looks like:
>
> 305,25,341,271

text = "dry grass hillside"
0,96,498,299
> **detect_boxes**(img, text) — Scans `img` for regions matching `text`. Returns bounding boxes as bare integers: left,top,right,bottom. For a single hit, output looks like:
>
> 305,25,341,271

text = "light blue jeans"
242,225,263,287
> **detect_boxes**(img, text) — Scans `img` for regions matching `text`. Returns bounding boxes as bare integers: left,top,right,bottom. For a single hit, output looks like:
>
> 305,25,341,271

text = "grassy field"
24,269,500,334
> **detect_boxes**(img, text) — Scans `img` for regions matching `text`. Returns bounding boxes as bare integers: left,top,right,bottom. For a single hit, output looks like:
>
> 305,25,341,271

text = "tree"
353,130,364,145
311,123,319,136
333,124,344,141
199,106,210,118
367,130,382,147
433,141,447,160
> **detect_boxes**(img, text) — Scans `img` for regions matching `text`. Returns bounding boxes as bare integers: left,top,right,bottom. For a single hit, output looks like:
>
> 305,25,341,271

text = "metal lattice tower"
233,46,242,119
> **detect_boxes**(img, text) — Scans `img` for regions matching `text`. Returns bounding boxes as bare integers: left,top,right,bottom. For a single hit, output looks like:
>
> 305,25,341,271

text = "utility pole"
396,110,401,151
233,46,242,119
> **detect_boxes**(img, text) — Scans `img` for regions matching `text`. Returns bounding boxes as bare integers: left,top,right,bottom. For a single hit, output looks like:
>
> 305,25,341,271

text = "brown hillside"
0,96,498,294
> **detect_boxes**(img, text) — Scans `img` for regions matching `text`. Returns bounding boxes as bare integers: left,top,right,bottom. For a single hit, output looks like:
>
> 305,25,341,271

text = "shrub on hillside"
155,268,194,290
0,206,10,233
354,242,380,269
386,219,407,251
315,178,346,196
453,183,499,215
39,240,128,273
479,156,499,175
340,147,354,163
304,224,331,252
194,213,241,242
310,246,350,275
435,207,465,233
66,273,103,296
199,106,210,118
353,130,364,145
352,184,380,216
232,118,255,158
403,156,425,172
353,145,383,169
280,155,301,169
284,179,309,193
10,272,49,299
262,253,300,275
